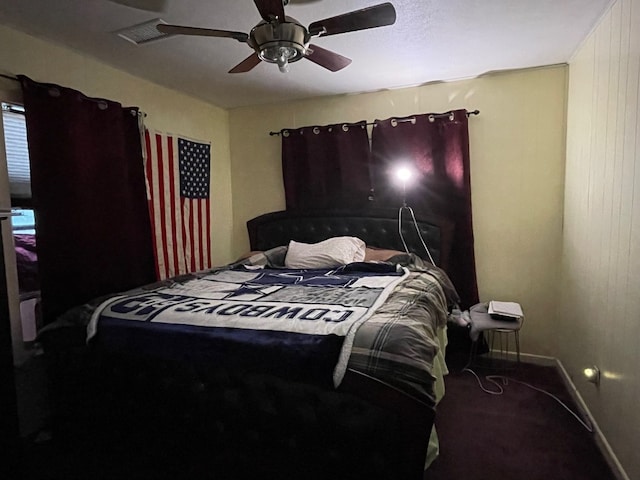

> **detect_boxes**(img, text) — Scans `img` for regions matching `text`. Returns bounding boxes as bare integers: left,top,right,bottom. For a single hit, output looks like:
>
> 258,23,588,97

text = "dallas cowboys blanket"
87,263,408,387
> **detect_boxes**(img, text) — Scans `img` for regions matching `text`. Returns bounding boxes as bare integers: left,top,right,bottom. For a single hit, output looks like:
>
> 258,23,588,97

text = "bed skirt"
41,325,439,480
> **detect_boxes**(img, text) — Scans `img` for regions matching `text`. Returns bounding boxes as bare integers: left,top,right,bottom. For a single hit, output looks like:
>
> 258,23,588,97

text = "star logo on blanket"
252,270,358,287
253,271,304,285
222,283,279,300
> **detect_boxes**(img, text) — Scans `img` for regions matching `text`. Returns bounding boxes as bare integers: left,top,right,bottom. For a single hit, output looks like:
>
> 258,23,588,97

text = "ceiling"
0,0,612,109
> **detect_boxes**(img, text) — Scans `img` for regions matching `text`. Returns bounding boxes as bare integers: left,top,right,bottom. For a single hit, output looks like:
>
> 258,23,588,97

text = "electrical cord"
462,366,594,433
398,205,436,266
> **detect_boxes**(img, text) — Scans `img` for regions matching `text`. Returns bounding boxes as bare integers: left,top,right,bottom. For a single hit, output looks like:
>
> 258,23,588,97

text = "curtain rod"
269,109,480,136
0,73,19,82
0,73,147,117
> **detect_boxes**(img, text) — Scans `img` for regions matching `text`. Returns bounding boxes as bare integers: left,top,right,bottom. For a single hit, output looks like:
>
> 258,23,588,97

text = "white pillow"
284,237,366,269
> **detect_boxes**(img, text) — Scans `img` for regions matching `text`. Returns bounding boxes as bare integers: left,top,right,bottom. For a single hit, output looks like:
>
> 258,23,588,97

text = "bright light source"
395,166,413,183
583,366,600,386
393,165,414,207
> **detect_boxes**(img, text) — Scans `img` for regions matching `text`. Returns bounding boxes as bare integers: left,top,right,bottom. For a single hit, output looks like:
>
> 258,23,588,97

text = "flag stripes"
144,129,211,279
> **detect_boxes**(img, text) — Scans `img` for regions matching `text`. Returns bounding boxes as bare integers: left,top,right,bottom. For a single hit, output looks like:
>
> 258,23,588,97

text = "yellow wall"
0,24,570,363
561,0,639,478
2,6,636,475
0,25,234,265
0,25,234,364
229,65,568,357
3,10,636,477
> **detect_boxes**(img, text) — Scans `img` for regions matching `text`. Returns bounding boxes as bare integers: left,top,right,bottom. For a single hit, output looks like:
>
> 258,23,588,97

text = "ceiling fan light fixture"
160,2,396,74
278,57,290,73
250,20,309,72
260,44,301,72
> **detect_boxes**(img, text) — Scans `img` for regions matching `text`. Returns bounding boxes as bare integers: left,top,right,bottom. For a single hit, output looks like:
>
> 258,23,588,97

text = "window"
10,208,35,234
2,101,39,347
1,102,35,233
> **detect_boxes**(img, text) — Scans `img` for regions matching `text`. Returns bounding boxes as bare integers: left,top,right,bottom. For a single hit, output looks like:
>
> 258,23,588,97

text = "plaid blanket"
53,247,457,408
239,248,457,406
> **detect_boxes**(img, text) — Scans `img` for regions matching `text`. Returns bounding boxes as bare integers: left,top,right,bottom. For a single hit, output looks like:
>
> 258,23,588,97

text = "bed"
39,208,458,480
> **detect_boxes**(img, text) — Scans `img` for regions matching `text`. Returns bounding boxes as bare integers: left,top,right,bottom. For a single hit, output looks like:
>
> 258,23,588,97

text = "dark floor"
426,354,618,480
8,356,619,480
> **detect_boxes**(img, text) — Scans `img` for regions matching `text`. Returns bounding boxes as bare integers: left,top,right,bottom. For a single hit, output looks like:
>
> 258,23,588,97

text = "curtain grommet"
283,130,290,137
313,127,320,135
342,124,349,132
391,118,398,127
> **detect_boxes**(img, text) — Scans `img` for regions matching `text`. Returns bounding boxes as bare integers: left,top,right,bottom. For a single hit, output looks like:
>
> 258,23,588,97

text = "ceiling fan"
155,0,397,74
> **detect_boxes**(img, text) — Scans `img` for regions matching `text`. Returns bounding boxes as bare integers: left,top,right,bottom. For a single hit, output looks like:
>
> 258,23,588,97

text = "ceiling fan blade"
108,0,168,12
304,44,352,72
229,54,262,74
308,2,396,37
157,24,249,43
254,0,286,23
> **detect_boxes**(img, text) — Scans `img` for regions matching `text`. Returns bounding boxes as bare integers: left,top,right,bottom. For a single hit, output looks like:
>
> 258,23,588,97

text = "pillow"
364,247,406,263
284,237,366,269
234,251,263,262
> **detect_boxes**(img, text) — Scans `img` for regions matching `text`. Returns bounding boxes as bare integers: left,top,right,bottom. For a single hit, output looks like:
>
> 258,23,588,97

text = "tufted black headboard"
247,209,454,272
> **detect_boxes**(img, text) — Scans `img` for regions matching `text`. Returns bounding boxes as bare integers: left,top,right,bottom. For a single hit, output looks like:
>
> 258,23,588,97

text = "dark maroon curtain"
370,109,478,308
19,75,156,324
282,121,372,209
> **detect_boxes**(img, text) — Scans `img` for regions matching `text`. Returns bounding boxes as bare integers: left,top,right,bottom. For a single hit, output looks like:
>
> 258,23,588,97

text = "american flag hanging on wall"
143,129,212,280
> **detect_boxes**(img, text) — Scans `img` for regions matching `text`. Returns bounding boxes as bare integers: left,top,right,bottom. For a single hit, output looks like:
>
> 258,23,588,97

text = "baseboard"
553,358,630,480
487,349,556,366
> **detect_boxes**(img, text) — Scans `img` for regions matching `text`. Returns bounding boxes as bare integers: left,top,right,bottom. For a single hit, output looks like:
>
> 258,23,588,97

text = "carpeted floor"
426,356,618,480
10,357,619,480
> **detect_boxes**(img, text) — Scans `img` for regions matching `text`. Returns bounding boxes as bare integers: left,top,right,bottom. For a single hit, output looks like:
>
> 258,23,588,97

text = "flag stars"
179,138,211,199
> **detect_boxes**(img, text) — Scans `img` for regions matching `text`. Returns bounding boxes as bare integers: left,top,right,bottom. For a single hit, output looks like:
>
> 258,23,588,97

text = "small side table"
467,302,525,367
